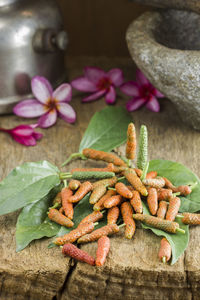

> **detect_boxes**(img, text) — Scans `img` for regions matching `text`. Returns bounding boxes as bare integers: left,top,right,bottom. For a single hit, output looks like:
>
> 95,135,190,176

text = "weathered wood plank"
0,57,200,299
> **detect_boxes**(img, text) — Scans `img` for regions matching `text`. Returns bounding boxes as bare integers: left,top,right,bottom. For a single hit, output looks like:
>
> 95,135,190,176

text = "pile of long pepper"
47,123,199,266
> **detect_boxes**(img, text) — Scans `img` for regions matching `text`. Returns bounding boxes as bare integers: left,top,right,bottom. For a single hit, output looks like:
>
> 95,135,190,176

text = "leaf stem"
59,173,72,180
61,152,87,167
162,256,166,264
48,202,60,210
140,161,149,181
176,228,185,234
173,192,180,196
190,182,198,191
117,176,125,181
63,179,68,188
108,187,116,191
176,214,184,219
119,223,126,228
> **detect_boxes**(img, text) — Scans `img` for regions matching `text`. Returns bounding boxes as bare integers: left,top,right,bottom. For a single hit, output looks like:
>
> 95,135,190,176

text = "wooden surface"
56,0,149,56
0,56,200,299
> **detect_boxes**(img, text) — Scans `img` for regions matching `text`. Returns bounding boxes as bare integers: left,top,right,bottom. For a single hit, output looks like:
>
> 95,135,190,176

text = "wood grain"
0,56,200,299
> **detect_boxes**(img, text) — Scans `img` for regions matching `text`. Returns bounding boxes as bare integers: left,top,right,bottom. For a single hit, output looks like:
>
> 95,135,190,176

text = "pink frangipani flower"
0,124,43,146
120,69,164,112
13,76,76,128
71,66,124,104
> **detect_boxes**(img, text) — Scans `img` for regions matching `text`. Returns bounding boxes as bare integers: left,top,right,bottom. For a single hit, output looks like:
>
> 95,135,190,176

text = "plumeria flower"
71,66,124,104
0,124,43,146
13,76,76,128
120,69,164,112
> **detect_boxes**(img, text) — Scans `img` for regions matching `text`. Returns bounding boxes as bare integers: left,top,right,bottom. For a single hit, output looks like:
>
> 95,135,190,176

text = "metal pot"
0,0,68,114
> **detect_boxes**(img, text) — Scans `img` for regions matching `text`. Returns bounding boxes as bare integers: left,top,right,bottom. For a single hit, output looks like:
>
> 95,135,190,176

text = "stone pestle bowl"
126,9,200,130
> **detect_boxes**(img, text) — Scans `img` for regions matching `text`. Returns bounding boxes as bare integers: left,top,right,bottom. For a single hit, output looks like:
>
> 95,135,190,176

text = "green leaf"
16,185,61,252
79,106,132,152
149,159,200,213
0,161,60,215
55,192,107,239
142,202,189,265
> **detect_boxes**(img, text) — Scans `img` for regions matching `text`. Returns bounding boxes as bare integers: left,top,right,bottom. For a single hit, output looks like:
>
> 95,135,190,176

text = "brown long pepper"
158,238,172,263
78,211,104,227
82,148,126,166
54,221,95,245
104,195,123,209
163,177,192,196
93,177,117,189
89,184,107,204
115,182,133,199
157,188,173,201
68,181,93,203
157,201,168,219
61,187,74,220
62,243,95,266
68,179,81,191
77,224,119,244
146,171,157,179
147,187,158,216
96,236,110,267
121,202,136,239
52,192,62,206
126,123,136,160
124,168,148,196
181,212,200,225
130,190,143,214
132,214,184,234
71,164,115,174
166,196,181,222
93,190,116,211
142,177,165,189
48,208,74,228
107,206,120,224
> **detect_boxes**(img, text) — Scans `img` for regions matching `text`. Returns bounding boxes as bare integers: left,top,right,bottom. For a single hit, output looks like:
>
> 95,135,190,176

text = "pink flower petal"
71,76,97,92
136,69,149,86
120,81,140,97
145,95,160,112
13,99,45,118
53,83,72,103
126,97,147,112
32,131,43,140
153,88,165,98
10,125,34,136
31,76,53,104
107,68,124,87
12,135,37,146
84,67,106,85
105,86,116,104
37,109,57,128
57,102,76,124
82,90,106,102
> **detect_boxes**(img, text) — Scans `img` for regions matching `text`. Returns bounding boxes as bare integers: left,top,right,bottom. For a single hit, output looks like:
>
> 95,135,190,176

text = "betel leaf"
149,159,200,213
16,185,61,252
79,106,132,152
0,160,60,215
53,192,107,241
142,202,189,265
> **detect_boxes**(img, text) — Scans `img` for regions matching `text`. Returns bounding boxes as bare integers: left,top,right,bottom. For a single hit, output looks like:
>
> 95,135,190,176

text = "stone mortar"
126,10,200,130
130,0,200,15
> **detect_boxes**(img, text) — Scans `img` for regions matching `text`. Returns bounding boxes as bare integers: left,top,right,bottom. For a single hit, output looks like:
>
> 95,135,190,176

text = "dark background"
56,0,148,57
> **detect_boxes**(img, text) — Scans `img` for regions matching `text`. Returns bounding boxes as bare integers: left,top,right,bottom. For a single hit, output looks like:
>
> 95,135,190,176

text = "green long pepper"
60,171,115,180
137,125,148,171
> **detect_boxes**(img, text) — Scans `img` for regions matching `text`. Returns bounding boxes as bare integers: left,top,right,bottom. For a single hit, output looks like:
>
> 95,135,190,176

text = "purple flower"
0,124,43,146
71,66,124,104
13,76,76,128
120,69,164,112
